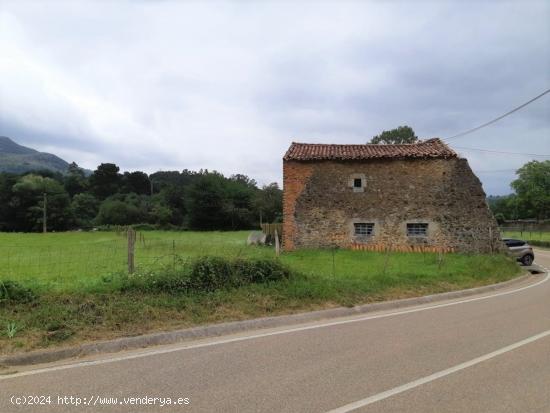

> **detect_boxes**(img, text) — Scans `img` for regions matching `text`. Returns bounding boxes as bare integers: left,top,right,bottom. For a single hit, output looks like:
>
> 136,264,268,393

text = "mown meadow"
0,231,521,353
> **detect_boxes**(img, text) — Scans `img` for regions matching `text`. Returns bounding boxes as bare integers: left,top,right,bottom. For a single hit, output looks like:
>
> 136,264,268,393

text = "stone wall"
282,157,505,253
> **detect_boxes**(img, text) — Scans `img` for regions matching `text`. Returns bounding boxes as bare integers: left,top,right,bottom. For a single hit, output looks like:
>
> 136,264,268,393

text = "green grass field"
0,231,522,353
0,231,267,292
501,230,550,242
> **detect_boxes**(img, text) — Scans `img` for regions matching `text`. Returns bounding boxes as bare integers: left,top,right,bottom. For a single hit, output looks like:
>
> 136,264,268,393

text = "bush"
232,258,291,284
120,256,291,294
189,256,234,291
189,256,290,291
529,240,550,248
0,280,36,304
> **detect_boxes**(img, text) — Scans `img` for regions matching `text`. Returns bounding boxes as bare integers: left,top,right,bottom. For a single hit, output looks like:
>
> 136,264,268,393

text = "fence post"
172,240,176,269
274,229,280,257
127,228,136,274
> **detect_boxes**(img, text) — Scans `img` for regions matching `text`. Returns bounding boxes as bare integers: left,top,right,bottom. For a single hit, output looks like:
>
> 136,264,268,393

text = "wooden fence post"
128,228,136,274
274,229,280,257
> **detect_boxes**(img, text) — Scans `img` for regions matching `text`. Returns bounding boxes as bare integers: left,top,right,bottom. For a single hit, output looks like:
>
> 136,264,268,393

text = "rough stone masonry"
282,139,505,253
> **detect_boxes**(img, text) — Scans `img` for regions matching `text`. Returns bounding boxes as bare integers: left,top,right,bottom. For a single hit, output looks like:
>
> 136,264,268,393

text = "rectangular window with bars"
354,223,374,236
407,223,428,237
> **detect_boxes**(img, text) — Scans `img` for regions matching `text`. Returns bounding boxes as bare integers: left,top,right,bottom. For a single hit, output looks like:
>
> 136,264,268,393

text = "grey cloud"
0,0,548,193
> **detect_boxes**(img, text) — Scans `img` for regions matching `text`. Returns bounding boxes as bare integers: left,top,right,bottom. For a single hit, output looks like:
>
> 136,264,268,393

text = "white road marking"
1,273,548,381
325,329,550,413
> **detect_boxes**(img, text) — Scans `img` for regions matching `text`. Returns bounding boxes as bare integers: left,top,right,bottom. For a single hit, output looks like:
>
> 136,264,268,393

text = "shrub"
0,280,36,304
528,240,550,248
232,258,291,284
119,269,185,293
189,256,235,291
120,256,291,294
189,256,290,291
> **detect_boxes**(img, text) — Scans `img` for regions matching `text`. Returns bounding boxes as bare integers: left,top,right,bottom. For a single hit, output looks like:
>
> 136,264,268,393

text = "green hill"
0,136,71,174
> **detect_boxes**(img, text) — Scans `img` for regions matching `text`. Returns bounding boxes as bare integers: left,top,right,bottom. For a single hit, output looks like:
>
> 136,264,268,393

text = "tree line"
0,162,282,232
487,160,550,223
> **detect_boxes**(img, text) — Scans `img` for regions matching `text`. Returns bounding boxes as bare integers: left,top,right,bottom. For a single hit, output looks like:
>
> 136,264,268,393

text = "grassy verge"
501,230,550,242
0,245,521,354
501,230,550,249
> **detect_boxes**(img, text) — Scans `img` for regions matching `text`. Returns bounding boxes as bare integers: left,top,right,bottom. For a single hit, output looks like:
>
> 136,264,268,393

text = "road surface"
1,249,549,413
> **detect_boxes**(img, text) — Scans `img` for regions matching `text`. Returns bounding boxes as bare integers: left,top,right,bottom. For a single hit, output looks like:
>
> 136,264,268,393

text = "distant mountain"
0,136,71,174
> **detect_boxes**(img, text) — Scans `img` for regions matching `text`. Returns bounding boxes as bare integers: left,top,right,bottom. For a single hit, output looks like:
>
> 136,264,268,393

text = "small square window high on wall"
353,178,362,188
407,223,428,237
354,222,374,236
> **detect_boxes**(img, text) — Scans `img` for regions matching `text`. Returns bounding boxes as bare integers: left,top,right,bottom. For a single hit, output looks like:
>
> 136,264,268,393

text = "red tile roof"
283,138,457,161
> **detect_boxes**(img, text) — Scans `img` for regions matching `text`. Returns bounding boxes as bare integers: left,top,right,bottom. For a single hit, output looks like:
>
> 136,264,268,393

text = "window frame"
354,222,375,237
406,223,429,237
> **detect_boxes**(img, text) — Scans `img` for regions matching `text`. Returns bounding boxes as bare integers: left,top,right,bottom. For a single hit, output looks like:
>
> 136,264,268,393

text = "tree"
96,200,142,225
159,186,186,225
64,162,88,197
89,163,121,199
370,125,418,144
121,171,150,195
511,160,550,220
149,201,173,225
0,173,17,231
11,174,71,231
225,175,257,229
71,193,99,228
253,183,283,223
185,173,229,230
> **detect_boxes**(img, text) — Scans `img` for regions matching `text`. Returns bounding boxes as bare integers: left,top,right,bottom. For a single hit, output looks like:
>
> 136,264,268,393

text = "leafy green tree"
122,171,150,195
71,193,99,227
11,174,71,231
370,125,418,144
185,173,229,230
254,183,283,223
511,160,550,220
158,187,185,225
64,162,88,197
96,200,142,225
225,175,257,229
149,201,173,225
89,163,121,199
0,173,17,230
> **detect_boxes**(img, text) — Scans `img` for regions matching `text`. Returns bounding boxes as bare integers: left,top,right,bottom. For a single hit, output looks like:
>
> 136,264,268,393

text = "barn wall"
282,158,504,253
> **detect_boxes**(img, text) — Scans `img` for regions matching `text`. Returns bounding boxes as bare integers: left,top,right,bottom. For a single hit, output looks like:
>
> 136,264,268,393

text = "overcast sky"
0,0,549,195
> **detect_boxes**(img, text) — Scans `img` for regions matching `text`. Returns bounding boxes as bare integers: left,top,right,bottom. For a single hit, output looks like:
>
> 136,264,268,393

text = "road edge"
0,271,541,367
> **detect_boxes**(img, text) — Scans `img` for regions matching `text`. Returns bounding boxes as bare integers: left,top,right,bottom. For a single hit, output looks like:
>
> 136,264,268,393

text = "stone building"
282,138,503,253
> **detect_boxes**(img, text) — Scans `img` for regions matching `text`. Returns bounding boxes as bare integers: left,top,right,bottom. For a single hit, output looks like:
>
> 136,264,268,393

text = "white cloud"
0,0,549,193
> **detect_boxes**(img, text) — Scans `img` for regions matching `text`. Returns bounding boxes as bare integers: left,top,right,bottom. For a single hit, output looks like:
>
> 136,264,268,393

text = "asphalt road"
1,249,549,413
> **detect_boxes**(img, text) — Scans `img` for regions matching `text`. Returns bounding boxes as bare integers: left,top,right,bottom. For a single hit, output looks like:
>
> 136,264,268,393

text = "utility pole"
43,192,47,233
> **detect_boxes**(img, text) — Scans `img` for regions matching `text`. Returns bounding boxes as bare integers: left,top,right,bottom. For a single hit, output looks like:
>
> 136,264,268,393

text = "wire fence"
499,225,550,241
0,227,526,292
0,232,274,287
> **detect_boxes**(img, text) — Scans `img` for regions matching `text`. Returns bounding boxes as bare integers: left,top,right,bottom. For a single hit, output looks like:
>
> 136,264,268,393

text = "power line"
475,169,518,173
443,88,550,141
455,146,550,157
453,146,550,158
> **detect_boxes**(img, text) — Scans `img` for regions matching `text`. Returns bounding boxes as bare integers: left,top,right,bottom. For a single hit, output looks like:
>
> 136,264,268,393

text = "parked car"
503,238,534,266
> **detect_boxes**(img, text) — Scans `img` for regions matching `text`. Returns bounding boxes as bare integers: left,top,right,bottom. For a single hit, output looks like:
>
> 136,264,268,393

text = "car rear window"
505,239,525,247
